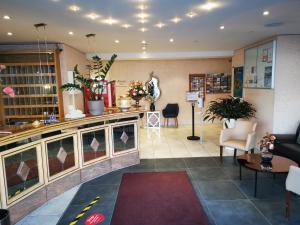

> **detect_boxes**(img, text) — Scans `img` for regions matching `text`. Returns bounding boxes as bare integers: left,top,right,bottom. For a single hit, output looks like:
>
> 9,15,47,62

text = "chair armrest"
220,128,235,145
245,132,256,151
275,134,296,144
286,166,300,194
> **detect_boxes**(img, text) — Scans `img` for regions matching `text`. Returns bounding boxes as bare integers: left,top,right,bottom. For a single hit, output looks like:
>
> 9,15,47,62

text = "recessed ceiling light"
169,38,174,42
136,12,149,19
186,12,197,18
139,19,148,24
122,24,132,28
155,22,166,28
142,46,146,50
199,2,220,11
115,40,120,44
219,25,225,30
140,27,148,32
141,40,147,44
69,5,80,12
263,11,270,16
102,17,119,25
68,31,74,35
171,17,181,23
86,13,100,20
7,32,13,36
3,15,11,20
138,4,147,10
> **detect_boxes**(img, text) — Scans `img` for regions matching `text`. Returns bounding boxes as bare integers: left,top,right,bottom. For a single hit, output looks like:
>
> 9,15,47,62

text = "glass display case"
112,123,137,155
45,133,78,180
80,127,108,165
244,40,275,89
2,143,44,204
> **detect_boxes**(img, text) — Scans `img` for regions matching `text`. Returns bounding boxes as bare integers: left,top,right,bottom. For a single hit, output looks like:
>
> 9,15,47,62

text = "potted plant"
203,96,256,128
61,54,117,115
128,81,148,107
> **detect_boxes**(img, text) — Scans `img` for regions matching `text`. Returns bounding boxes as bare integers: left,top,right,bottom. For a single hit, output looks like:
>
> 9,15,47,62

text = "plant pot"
150,102,155,111
88,100,104,116
131,96,143,108
223,118,236,129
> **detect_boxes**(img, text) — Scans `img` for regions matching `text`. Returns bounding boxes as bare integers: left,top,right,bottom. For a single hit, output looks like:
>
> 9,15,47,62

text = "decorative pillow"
297,133,300,144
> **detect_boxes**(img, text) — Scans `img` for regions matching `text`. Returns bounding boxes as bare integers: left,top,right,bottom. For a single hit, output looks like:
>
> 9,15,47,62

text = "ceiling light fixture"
199,2,220,11
141,40,147,44
86,13,100,20
186,12,197,18
69,5,80,12
122,24,132,28
142,46,146,50
3,15,11,20
263,11,270,16
7,32,13,36
136,12,149,19
219,25,225,30
171,17,181,23
102,17,119,25
169,38,174,42
139,19,148,24
115,40,120,44
68,31,74,35
155,22,166,28
138,4,147,10
140,27,148,32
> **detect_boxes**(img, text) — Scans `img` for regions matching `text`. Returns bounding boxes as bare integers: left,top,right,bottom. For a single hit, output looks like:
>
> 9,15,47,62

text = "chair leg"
175,118,178,128
167,118,169,127
220,146,223,160
251,149,254,154
163,118,166,127
234,148,237,158
245,151,248,154
285,191,291,217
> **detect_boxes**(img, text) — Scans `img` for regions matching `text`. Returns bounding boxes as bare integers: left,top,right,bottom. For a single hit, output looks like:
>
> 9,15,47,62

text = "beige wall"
109,58,232,125
232,35,300,137
59,44,89,114
273,35,300,133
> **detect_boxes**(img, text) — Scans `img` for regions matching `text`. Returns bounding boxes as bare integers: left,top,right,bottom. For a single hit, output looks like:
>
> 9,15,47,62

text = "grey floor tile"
188,167,229,181
206,199,271,225
197,180,246,200
20,215,60,225
154,158,186,169
252,199,300,225
184,157,219,168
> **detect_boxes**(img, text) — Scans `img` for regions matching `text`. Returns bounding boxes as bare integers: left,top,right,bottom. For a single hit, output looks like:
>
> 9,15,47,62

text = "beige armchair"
285,165,300,217
219,120,257,159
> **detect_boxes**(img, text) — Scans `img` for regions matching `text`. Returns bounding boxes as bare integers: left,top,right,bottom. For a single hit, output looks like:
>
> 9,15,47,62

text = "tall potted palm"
203,96,256,128
61,54,117,115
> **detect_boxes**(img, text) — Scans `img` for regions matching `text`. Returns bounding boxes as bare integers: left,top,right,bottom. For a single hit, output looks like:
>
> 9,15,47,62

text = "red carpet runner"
111,171,210,225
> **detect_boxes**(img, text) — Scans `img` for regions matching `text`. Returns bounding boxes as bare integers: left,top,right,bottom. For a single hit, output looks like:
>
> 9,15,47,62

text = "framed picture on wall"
233,67,243,98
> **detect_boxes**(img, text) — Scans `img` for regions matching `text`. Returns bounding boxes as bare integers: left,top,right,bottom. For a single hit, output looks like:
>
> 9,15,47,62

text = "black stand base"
187,136,200,141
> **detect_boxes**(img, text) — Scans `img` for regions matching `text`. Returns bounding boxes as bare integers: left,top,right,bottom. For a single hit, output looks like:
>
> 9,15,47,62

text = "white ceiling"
0,0,300,55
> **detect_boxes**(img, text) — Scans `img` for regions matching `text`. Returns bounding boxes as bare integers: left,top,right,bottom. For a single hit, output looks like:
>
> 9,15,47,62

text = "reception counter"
0,110,142,224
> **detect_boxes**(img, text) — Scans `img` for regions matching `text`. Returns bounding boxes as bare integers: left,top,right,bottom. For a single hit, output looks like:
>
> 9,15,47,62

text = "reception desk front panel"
0,111,141,224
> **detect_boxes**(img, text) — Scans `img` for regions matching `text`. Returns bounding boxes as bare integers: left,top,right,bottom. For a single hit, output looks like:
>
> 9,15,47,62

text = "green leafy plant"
203,96,256,122
61,54,117,100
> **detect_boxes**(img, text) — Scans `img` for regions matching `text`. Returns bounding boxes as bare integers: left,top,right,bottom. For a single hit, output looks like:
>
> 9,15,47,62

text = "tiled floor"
57,157,300,225
14,125,299,225
139,124,236,158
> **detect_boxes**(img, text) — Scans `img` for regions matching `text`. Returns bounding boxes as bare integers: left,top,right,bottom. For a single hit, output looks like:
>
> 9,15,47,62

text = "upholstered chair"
162,104,179,128
219,120,257,159
285,165,300,217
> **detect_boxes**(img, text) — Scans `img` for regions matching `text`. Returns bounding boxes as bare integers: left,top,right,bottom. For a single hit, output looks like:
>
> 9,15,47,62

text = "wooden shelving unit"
0,50,64,125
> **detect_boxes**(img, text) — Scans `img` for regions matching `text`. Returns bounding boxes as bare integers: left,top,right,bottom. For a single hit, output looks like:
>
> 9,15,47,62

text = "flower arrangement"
259,133,276,151
0,65,15,97
128,81,148,99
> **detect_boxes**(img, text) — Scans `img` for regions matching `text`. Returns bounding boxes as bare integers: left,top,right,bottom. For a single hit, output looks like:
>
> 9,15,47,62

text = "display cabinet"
0,50,64,125
206,73,232,93
189,74,206,100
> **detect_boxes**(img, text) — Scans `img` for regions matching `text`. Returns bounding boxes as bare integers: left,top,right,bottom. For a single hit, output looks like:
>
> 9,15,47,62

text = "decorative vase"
132,96,143,108
150,102,155,111
223,118,236,129
260,146,273,162
88,100,104,115
118,96,131,112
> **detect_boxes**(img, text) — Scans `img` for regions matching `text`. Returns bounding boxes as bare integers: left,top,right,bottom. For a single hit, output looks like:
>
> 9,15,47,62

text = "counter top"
0,108,144,145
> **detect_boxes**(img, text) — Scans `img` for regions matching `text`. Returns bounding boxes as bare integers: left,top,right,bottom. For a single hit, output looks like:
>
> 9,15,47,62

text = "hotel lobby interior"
0,0,300,224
